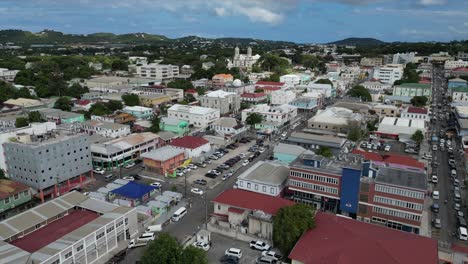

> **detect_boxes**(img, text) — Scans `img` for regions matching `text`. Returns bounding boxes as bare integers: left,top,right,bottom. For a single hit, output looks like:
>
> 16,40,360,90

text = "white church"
227,46,261,71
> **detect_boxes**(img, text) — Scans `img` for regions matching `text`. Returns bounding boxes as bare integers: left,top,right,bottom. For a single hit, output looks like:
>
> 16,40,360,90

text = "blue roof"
111,181,156,199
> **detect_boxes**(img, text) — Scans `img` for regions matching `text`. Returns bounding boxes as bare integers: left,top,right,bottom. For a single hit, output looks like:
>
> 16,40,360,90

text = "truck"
128,239,148,249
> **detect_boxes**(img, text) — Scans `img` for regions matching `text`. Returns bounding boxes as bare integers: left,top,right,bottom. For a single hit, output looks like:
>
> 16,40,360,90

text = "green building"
160,117,189,136
37,108,85,124
0,180,32,220
392,83,432,98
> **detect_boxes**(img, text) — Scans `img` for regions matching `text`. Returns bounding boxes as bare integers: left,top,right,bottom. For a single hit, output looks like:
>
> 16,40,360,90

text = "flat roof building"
236,161,289,197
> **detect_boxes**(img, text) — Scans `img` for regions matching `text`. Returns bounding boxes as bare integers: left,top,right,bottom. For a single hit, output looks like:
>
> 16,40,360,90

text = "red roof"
453,67,468,72
169,136,209,149
407,106,428,114
352,149,424,170
241,93,266,98
228,207,245,214
0,180,29,200
289,213,438,264
351,149,384,162
261,86,281,91
76,99,91,105
418,79,431,84
213,189,294,215
256,81,285,86
185,89,197,94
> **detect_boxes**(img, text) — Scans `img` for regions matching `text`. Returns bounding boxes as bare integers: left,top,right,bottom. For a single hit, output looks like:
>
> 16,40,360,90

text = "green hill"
327,37,385,46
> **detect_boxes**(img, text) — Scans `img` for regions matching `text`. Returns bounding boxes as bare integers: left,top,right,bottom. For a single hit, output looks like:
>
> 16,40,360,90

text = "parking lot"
207,233,272,264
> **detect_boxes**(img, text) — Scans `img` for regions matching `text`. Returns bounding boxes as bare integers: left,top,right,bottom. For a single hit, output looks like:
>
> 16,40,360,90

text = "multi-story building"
451,87,468,104
135,63,179,80
91,112,136,125
457,52,468,61
199,90,241,115
168,136,211,160
240,93,268,104
360,57,383,67
4,130,92,201
90,132,162,170
0,68,19,81
373,64,404,84
0,191,138,264
307,83,334,98
85,76,156,93
167,104,220,128
307,107,364,134
373,104,400,118
37,108,85,124
227,46,260,70
210,117,246,138
392,52,417,64
236,161,289,197
241,104,298,125
448,78,468,89
212,74,234,87
138,94,172,107
0,180,32,220
280,74,300,87
444,60,468,70
141,146,186,175
289,97,318,111
400,107,429,121
122,106,153,120
134,85,184,101
270,90,296,105
392,83,432,98
360,79,392,92
81,120,131,138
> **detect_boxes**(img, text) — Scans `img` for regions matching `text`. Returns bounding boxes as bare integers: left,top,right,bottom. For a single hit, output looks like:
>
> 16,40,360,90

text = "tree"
167,80,194,90
254,88,264,93
141,233,181,264
111,59,128,71
106,100,123,112
89,102,112,116
410,96,428,107
316,146,333,158
180,246,208,264
185,94,196,103
53,97,73,111
196,87,206,96
347,126,362,142
315,79,333,86
347,85,372,102
149,116,160,133
411,130,424,145
366,120,378,132
28,111,43,123
122,94,140,106
246,113,263,128
65,83,89,98
0,169,6,179
15,117,29,128
273,204,315,256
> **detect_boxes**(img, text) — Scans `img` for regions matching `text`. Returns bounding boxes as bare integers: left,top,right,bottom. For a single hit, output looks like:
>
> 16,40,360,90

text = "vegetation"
148,116,161,133
245,113,263,128
410,96,428,107
167,80,194,91
106,100,124,112
0,169,6,179
141,233,207,264
411,130,424,145
89,102,112,116
111,59,128,71
273,204,315,256
0,81,34,103
316,146,333,158
15,117,29,128
122,94,140,106
347,126,362,142
53,97,73,111
256,53,289,75
28,111,43,123
346,85,372,102
394,63,420,85
366,119,378,132
315,78,333,86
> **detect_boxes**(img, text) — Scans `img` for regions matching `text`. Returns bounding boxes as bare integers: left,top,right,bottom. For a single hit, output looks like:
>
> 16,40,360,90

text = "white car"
250,240,271,251
258,147,265,153
239,153,246,158
433,145,438,151
262,251,282,261
150,182,162,189
431,175,438,184
384,145,391,152
432,190,440,200
188,164,198,170
93,167,105,175
191,188,204,195
242,160,250,166
124,162,135,169
225,248,242,259
123,176,135,181
193,241,210,251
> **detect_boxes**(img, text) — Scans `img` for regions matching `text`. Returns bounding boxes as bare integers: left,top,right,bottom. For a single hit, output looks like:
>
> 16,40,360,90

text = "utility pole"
184,173,187,198
204,189,208,229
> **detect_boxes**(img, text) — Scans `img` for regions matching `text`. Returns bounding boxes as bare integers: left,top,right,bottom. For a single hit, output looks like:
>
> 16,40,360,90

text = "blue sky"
0,0,467,43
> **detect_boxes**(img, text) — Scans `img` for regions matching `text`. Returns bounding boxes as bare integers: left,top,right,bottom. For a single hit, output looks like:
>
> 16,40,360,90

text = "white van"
137,232,155,242
458,227,468,241
104,174,114,182
172,207,187,222
146,224,162,233
451,170,457,177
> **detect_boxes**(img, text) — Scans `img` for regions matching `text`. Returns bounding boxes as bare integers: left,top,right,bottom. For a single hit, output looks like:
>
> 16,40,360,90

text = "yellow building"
139,94,172,107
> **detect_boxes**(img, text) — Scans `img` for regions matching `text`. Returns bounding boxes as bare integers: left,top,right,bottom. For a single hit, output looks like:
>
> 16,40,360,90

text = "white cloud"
214,7,226,17
419,0,446,6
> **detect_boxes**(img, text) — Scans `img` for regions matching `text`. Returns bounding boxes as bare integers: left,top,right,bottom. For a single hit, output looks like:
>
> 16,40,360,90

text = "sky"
0,0,467,43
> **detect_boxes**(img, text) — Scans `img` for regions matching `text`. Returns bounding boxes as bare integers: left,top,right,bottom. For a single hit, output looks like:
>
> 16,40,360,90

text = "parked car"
384,145,391,152
191,188,204,195
193,241,210,251
150,182,162,189
261,251,282,261
122,176,135,181
196,162,206,168
93,167,105,175
242,160,250,166
431,203,440,213
225,248,242,259
250,240,271,251
194,179,208,185
187,164,198,170
220,255,239,264
222,172,233,181
431,175,438,184
124,162,136,169
432,190,440,200
432,218,442,229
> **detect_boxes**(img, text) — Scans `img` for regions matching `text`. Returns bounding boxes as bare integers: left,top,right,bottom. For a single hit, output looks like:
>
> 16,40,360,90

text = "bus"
171,207,187,222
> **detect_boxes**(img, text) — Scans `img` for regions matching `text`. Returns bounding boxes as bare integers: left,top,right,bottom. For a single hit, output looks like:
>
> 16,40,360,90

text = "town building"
444,60,468,70
201,62,215,70
138,94,172,107
212,74,234,87
240,93,267,104
135,63,179,80
160,117,189,136
134,85,184,101
393,83,432,98
288,213,437,264
210,117,247,139
168,136,211,159
450,67,468,78
429,51,454,62
85,76,156,93
449,78,468,89
122,106,153,120
110,181,158,207
400,107,429,121
0,68,19,81
4,130,92,201
273,143,307,165
454,106,468,137
222,80,255,95
208,189,294,241
332,101,373,117
91,112,136,125
0,191,138,264
81,120,131,138
255,81,288,90
360,57,383,67
141,146,186,175
236,161,289,197
280,74,300,87
4,98,46,110
376,117,425,141
289,97,318,111
372,104,400,118
451,87,468,104
392,52,417,64
307,83,334,98
0,180,32,221
360,79,392,92
227,47,260,70
167,104,220,128
286,132,347,153
90,132,162,170
270,90,296,105
242,104,297,125
37,108,85,124
373,64,404,84
199,90,241,115
307,107,364,134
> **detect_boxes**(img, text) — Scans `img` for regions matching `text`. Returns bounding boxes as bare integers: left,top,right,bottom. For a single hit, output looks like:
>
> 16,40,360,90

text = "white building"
167,104,220,128
241,104,297,125
400,107,429,122
81,120,131,138
227,46,260,70
199,90,241,115
210,117,247,137
280,74,300,87
236,161,289,197
377,117,426,142
136,63,179,80
392,52,417,64
0,68,19,81
373,64,404,84
361,79,392,91
307,107,364,133
307,83,333,98
271,90,296,105
444,60,468,70
85,76,156,93
0,191,138,264
168,136,211,159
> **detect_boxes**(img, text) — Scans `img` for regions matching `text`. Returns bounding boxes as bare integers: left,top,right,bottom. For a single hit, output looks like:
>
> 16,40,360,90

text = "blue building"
448,78,468,89
273,143,307,164
289,97,318,111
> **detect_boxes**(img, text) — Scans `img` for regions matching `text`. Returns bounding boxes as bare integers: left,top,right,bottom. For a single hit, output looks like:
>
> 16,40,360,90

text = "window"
373,206,421,222
96,232,105,239
14,193,19,200
270,188,275,194
4,197,9,204
255,184,258,190
262,186,266,192
65,252,72,259
247,183,251,189
76,245,84,252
